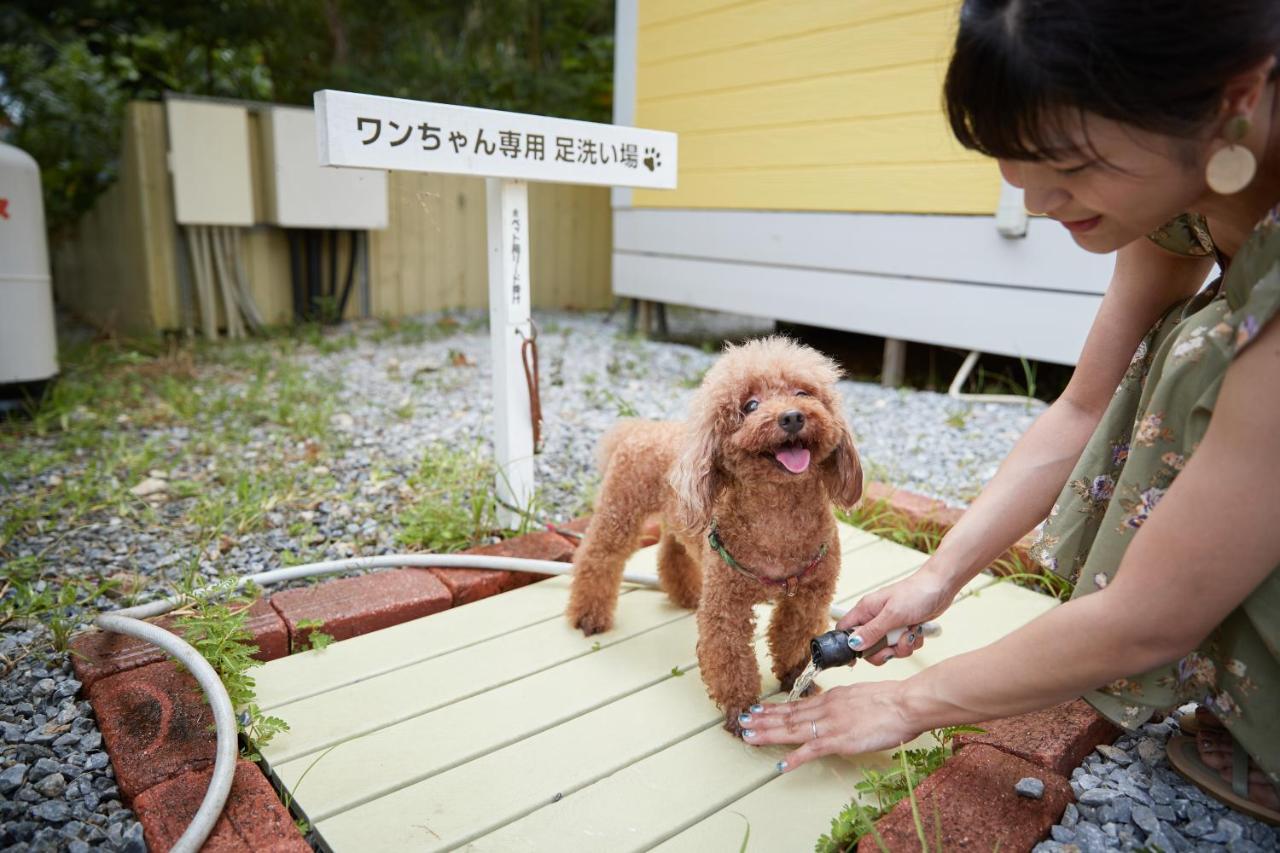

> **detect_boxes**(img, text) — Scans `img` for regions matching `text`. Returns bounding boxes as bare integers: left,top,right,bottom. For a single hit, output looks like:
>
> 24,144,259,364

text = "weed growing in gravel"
397,443,505,552
0,555,117,661
816,726,983,852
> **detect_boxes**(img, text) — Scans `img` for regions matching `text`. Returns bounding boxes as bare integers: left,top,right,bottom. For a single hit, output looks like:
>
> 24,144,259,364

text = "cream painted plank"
631,161,1000,214
274,610,708,822
258,584,689,766
675,112,972,171
271,530,912,820
252,576,603,711
640,0,949,66
314,671,726,852
638,6,956,102
636,62,947,132
465,578,1056,853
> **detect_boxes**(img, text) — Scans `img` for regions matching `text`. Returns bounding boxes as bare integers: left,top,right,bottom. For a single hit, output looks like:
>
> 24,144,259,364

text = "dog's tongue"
775,446,811,474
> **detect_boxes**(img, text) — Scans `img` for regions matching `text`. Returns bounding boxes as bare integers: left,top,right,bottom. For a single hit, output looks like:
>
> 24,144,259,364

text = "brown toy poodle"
565,336,863,734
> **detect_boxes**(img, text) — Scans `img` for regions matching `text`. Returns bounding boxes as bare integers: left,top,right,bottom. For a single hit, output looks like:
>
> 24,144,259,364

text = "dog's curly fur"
565,336,863,734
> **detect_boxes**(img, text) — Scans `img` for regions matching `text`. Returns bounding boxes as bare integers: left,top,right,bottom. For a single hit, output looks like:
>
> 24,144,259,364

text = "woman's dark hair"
944,0,1280,162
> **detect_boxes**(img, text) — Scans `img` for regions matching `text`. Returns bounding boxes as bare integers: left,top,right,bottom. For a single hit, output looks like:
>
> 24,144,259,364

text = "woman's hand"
836,561,958,664
739,680,922,772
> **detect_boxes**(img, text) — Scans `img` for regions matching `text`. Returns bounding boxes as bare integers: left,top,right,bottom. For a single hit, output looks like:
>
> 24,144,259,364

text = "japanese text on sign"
315,89,677,190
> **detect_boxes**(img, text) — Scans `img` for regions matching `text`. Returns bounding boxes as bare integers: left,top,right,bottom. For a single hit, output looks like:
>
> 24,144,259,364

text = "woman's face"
998,112,1209,253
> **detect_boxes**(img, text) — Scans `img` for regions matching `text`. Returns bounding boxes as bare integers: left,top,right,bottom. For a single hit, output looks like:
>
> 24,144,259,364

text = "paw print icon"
643,147,662,172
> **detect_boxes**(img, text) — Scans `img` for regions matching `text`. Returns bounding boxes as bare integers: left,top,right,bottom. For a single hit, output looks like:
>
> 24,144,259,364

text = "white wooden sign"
313,89,677,526
314,89,676,189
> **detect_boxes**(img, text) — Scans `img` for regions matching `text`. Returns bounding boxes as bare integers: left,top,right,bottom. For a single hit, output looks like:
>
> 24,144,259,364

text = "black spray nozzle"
809,629,858,669
809,623,941,670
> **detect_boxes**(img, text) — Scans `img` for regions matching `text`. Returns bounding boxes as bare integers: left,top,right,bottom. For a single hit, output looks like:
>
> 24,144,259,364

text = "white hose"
91,552,895,851
948,350,1036,405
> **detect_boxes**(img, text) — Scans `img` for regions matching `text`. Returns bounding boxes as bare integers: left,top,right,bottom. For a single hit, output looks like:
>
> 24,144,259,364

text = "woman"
739,0,1280,821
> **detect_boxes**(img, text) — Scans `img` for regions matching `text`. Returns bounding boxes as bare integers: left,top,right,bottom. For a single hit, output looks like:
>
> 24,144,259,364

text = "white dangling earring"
1206,114,1257,195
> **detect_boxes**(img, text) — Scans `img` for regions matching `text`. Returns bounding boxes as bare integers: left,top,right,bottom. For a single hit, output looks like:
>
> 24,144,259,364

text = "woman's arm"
839,240,1214,659
748,305,1280,768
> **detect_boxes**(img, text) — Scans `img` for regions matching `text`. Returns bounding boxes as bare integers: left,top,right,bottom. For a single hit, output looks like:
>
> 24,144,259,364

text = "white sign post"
314,89,677,527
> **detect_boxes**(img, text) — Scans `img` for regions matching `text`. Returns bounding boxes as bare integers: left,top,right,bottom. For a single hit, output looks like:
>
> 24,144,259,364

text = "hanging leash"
517,321,543,454
707,519,828,597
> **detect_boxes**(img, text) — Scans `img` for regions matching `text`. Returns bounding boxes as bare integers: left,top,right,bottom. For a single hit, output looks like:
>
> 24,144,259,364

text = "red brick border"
78,487,1072,851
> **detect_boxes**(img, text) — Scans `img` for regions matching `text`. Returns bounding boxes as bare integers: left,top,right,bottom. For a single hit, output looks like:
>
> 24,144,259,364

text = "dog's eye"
795,390,811,397
742,399,759,414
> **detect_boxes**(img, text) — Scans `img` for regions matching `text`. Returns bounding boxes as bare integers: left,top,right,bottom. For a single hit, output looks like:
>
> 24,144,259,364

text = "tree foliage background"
0,0,615,232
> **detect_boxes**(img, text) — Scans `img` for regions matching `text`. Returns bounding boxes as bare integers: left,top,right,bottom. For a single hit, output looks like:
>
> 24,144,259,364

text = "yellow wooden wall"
631,0,1000,213
369,174,611,317
51,101,613,337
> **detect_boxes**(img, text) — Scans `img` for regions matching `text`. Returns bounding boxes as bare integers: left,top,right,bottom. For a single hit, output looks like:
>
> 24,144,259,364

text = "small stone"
1216,818,1245,843
77,731,101,751
83,753,109,772
1050,826,1076,843
1150,780,1176,804
1060,802,1079,828
1138,738,1163,765
0,763,28,794
33,772,66,798
1182,814,1214,837
31,799,70,823
1133,803,1160,834
1153,803,1176,821
120,821,145,853
33,679,56,697
1096,743,1132,764
1015,777,1045,799
129,477,168,498
68,841,91,853
1076,773,1103,791
1075,821,1110,853
1078,787,1119,806
1101,822,1118,838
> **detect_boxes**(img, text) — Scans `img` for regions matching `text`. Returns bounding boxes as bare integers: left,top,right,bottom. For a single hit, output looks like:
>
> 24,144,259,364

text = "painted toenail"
743,729,756,738
738,713,752,725
848,634,864,649
776,761,787,772
749,704,764,713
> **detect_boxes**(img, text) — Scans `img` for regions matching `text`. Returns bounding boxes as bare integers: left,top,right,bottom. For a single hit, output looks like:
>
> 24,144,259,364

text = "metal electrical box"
165,99,255,226
0,141,58,398
261,106,388,229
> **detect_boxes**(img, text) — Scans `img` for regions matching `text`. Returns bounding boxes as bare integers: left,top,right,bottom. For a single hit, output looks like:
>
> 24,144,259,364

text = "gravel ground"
1,307,1270,851
1037,708,1280,853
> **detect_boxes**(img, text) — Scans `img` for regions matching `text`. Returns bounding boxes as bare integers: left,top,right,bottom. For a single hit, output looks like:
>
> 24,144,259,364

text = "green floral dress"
1030,205,1280,785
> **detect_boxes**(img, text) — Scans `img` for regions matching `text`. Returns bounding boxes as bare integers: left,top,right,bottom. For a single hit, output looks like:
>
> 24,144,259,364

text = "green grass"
394,441,540,552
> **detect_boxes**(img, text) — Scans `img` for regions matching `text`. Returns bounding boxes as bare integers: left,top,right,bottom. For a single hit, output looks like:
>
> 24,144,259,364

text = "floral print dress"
1030,205,1280,786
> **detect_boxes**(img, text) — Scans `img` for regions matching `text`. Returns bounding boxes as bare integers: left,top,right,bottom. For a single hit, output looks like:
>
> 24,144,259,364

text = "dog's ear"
669,415,723,535
822,416,863,510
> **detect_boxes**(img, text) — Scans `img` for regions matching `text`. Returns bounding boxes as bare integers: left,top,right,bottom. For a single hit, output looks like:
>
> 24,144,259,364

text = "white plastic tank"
0,140,59,409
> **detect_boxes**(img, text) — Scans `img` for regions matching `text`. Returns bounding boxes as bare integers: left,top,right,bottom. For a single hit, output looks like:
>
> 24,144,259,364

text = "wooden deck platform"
250,524,1058,852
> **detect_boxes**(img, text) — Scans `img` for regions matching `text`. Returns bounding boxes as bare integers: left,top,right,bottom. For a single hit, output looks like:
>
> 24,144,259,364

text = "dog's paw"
566,602,613,636
722,707,748,738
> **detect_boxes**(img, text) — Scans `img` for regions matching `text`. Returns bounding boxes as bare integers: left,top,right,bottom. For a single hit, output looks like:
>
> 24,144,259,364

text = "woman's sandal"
1166,735,1280,826
1176,706,1226,736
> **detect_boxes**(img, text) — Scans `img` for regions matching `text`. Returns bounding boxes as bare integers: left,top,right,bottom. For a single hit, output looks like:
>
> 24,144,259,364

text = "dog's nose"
779,410,805,435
